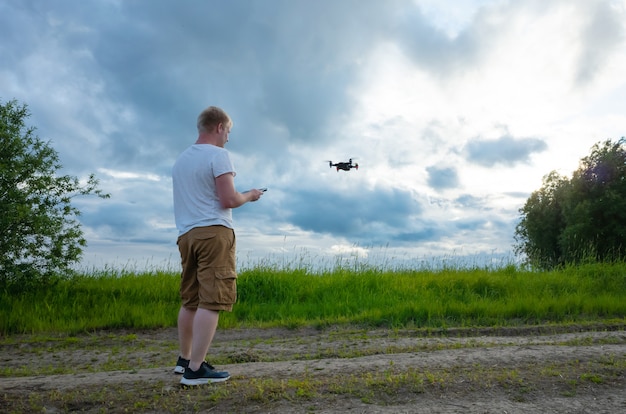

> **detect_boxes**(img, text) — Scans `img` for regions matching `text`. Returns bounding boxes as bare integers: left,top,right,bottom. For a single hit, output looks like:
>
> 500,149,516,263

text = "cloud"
426,166,459,190
284,185,423,240
464,135,548,167
454,194,487,209
575,0,625,85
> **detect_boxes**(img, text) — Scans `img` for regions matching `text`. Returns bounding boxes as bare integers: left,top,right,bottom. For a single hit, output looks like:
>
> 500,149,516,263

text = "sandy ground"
1,325,625,413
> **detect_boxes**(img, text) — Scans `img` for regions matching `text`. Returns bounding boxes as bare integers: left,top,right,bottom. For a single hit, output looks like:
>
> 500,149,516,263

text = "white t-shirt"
172,144,236,235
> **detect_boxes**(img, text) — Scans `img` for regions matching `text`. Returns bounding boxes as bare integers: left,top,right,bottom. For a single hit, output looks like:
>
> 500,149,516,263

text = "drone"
328,158,358,172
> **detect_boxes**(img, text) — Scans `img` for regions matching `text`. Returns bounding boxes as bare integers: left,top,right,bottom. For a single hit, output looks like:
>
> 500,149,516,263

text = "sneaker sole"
180,376,230,386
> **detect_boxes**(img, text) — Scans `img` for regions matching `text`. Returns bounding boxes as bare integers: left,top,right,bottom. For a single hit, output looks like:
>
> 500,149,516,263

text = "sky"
1,0,625,271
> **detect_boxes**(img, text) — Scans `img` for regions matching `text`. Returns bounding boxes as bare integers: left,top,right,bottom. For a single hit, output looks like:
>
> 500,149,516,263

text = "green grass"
1,260,626,335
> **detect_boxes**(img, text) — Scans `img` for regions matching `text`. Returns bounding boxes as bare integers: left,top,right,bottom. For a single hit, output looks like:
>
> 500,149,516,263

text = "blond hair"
197,106,232,133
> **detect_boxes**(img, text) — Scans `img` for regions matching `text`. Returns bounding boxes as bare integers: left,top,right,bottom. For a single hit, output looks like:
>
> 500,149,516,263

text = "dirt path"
1,325,625,413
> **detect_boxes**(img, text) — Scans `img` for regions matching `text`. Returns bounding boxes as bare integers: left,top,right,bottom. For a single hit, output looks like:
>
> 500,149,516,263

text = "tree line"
515,137,626,269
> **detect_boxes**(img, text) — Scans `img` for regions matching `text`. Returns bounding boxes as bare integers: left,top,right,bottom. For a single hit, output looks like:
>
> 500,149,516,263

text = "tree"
560,139,626,263
1,99,109,289
514,171,568,269
515,138,626,269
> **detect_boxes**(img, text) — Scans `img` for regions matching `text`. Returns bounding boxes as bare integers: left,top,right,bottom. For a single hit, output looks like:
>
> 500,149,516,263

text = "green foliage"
0,99,109,290
0,270,180,334
515,171,568,269
515,138,626,269
1,262,625,335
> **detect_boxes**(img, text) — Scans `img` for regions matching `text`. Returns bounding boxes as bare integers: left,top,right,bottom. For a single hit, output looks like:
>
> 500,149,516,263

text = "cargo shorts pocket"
208,271,237,305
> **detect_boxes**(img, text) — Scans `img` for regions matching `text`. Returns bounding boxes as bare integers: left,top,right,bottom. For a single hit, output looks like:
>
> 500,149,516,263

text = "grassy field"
2,260,625,336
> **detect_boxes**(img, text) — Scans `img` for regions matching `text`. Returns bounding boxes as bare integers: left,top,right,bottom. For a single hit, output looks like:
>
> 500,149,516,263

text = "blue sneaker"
180,361,230,385
174,356,189,374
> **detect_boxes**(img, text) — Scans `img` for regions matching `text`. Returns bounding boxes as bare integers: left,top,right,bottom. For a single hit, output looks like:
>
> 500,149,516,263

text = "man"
172,106,264,386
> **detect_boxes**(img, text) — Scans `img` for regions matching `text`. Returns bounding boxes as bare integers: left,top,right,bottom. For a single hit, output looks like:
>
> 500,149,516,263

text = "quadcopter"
328,158,358,171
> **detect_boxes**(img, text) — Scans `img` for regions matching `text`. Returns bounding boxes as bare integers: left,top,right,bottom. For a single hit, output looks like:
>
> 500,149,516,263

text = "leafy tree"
515,138,626,269
560,139,626,263
514,171,568,269
1,99,109,289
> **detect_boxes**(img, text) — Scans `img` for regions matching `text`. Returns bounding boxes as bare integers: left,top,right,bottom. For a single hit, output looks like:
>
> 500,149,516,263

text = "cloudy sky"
2,0,625,271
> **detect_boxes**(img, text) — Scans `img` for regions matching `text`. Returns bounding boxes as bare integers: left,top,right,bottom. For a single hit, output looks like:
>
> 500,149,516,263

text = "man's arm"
215,172,263,208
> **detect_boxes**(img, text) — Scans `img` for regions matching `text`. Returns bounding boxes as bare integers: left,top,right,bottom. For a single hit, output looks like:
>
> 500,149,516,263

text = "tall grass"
1,260,625,335
1,269,180,335
228,261,626,329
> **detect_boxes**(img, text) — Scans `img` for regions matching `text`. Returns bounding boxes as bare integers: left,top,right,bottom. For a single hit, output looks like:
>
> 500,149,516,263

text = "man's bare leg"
177,306,195,360
188,308,219,371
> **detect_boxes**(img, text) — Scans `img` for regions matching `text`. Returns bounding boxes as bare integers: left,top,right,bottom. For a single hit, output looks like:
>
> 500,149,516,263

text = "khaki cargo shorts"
177,225,237,312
